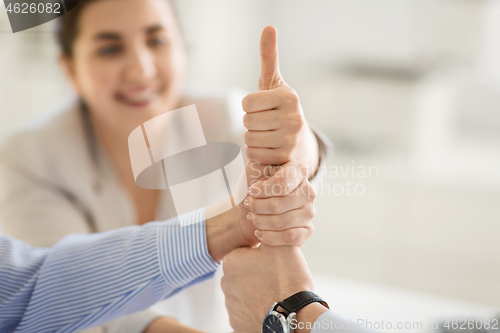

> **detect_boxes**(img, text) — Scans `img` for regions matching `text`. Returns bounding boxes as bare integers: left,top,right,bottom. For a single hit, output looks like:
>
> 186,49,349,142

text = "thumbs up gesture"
243,26,319,178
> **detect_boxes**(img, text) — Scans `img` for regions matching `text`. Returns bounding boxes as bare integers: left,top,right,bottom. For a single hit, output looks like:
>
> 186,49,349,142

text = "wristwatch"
262,291,329,333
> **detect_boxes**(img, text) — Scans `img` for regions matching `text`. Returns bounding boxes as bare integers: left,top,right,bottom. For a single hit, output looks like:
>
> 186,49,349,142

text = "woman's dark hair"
56,0,101,57
56,0,178,58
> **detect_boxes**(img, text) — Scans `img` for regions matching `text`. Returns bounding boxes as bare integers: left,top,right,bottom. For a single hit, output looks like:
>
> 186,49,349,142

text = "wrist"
205,206,245,262
293,303,329,333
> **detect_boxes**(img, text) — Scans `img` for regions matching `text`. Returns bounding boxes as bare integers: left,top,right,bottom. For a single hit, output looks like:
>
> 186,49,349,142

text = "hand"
235,159,316,247
221,244,315,333
206,159,316,261
243,26,319,178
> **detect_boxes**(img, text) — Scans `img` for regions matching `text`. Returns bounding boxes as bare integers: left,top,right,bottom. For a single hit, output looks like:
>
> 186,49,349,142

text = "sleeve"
308,124,333,186
0,208,219,333
0,134,188,333
310,311,380,333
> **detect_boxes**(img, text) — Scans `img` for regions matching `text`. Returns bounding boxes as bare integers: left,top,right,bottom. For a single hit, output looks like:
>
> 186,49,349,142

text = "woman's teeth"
120,91,157,104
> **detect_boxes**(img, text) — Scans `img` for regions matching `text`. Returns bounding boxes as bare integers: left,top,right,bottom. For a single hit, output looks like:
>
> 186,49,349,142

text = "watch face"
262,314,286,333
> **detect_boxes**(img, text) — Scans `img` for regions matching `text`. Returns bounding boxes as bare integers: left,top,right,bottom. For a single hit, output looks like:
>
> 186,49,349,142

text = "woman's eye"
98,45,121,56
148,37,168,48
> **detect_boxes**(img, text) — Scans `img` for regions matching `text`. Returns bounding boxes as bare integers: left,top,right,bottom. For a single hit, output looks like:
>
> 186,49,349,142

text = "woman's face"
65,0,186,134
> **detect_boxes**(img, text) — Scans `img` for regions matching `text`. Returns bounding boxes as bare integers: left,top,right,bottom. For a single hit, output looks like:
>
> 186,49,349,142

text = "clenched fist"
235,159,317,247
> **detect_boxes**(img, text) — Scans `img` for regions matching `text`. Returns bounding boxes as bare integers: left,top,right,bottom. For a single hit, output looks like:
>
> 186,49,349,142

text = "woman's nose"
123,46,157,83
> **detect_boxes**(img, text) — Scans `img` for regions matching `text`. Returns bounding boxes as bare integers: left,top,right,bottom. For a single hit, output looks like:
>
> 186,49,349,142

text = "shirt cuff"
157,207,220,291
309,125,333,185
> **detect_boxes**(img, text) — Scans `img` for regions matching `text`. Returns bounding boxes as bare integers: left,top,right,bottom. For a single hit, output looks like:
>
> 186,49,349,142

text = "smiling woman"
57,0,186,230
59,0,185,142
0,0,331,332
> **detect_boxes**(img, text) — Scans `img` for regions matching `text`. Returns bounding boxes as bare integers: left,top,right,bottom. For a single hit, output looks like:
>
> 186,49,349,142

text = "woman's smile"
115,85,162,109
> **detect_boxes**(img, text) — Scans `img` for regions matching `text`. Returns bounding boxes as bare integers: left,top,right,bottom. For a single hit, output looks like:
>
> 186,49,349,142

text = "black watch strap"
278,291,329,314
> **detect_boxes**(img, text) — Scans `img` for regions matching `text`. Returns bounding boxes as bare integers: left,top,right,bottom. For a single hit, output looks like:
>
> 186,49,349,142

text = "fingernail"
255,230,263,238
246,213,252,222
244,198,250,209
248,186,258,196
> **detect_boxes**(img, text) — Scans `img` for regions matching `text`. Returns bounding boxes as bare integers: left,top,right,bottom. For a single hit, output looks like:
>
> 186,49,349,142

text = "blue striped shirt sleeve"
0,207,219,333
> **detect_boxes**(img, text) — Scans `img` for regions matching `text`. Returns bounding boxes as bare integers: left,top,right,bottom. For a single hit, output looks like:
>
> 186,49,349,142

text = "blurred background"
1,0,499,330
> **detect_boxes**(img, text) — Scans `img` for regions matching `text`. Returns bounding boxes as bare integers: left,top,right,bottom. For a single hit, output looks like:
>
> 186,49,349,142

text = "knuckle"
242,95,252,111
283,229,299,245
243,114,252,129
304,226,314,243
288,113,304,133
309,225,315,236
245,147,256,161
284,133,299,149
296,230,308,246
301,164,310,179
306,203,316,218
310,190,317,202
307,183,317,200
243,131,254,146
284,90,300,105
276,149,293,164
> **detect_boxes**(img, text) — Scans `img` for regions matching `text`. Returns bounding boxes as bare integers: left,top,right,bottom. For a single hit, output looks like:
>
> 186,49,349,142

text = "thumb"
259,25,285,91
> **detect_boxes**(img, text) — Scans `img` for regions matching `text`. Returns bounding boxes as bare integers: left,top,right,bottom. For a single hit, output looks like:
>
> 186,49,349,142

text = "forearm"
0,209,219,333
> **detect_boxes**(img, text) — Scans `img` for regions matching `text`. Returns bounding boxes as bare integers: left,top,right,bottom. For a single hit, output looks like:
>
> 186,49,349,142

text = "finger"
254,227,313,246
245,147,290,166
248,160,309,198
245,161,282,188
248,208,313,231
247,183,309,214
243,110,282,131
242,89,284,113
259,25,284,91
244,130,283,149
